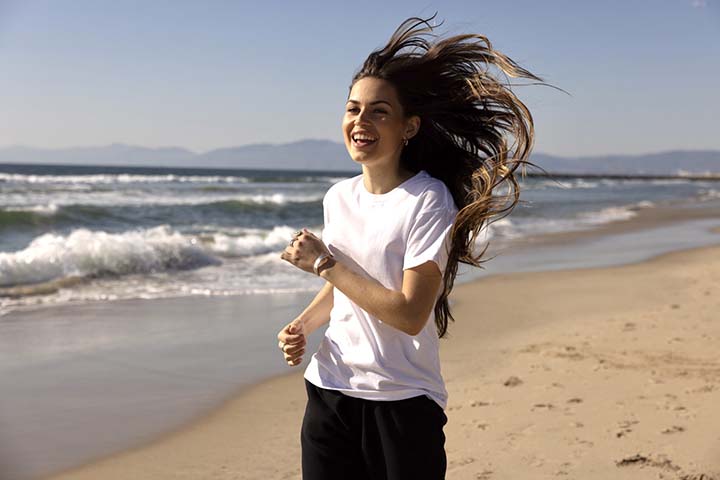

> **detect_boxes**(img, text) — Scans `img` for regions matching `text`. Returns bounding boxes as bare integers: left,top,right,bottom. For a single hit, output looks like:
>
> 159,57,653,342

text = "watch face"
318,256,336,274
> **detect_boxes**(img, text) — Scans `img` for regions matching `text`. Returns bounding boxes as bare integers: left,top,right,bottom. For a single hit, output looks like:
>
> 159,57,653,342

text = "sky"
0,0,718,157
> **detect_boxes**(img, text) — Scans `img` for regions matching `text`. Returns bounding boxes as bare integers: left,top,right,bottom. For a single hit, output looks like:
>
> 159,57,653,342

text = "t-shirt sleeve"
403,206,457,274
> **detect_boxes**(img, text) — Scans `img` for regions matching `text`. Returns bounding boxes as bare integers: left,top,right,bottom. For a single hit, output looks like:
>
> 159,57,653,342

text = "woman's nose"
355,108,370,124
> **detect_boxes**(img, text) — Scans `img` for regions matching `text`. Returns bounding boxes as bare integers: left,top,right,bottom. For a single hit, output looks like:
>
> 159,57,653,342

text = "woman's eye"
345,107,387,114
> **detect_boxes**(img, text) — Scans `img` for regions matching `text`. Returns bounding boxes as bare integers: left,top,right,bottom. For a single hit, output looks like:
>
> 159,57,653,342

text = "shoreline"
501,201,720,251
41,235,720,479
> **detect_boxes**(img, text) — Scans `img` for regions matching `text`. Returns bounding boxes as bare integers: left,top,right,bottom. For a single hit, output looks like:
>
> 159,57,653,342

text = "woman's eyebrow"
346,99,393,107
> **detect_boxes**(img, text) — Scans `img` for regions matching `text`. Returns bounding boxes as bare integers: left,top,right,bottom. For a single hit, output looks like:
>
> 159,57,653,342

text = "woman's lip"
351,133,378,141
351,137,377,149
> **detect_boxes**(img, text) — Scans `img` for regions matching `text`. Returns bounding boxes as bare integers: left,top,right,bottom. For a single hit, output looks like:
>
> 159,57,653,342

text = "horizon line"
0,141,719,160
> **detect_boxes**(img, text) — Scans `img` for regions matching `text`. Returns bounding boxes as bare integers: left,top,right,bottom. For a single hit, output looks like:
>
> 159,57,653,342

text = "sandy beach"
38,219,720,479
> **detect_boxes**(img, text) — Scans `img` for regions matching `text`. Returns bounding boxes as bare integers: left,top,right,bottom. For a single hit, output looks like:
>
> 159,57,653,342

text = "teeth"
352,133,377,142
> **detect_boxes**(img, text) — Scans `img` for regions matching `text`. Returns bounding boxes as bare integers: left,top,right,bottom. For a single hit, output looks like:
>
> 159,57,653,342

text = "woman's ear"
405,115,421,140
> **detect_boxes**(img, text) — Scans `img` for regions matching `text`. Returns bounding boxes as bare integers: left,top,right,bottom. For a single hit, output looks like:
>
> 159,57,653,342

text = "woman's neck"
361,164,416,195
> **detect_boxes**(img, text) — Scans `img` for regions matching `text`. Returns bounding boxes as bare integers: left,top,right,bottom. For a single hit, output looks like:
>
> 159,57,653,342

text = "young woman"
278,14,543,479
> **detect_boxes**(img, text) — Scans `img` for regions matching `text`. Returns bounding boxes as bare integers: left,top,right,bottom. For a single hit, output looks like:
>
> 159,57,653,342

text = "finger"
285,357,302,367
284,343,305,355
283,253,298,264
280,322,295,335
280,344,304,357
282,330,305,342
288,322,303,334
284,348,305,360
278,333,294,344
282,334,305,345
280,340,305,357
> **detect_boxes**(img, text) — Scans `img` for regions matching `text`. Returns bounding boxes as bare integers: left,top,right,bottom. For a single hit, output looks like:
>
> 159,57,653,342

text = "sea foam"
0,226,220,288
0,172,251,184
205,225,323,257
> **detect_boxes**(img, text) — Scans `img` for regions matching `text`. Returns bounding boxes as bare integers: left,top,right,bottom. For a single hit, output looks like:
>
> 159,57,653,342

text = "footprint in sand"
674,406,696,419
681,474,719,480
449,457,475,469
503,376,523,387
614,454,720,480
615,453,682,474
661,425,686,434
531,402,555,411
615,419,639,438
519,344,541,353
472,420,490,430
573,437,594,447
688,384,715,394
529,363,553,371
623,322,637,331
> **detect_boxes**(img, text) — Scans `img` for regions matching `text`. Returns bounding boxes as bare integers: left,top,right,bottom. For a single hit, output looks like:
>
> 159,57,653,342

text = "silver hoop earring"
403,137,409,147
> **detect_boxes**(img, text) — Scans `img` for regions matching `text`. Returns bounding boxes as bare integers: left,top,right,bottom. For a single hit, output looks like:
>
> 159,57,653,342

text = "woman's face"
342,77,418,169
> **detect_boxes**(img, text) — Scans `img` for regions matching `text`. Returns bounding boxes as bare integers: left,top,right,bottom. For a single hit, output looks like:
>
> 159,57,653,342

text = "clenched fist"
280,228,331,275
277,317,306,366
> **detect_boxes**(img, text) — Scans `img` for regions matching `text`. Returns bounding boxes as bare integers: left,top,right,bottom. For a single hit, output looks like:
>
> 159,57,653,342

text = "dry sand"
46,243,720,480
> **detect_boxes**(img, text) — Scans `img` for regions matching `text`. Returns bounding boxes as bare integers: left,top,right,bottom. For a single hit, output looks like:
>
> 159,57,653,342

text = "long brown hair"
351,14,555,338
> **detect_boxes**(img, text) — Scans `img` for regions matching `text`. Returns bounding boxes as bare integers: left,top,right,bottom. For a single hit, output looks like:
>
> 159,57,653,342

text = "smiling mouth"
351,133,378,148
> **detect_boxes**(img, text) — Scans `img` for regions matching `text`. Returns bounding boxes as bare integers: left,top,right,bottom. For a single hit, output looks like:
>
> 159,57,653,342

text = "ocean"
1,162,719,316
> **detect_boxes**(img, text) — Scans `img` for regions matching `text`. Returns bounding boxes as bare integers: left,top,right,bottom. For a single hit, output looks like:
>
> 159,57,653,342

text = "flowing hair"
351,14,556,338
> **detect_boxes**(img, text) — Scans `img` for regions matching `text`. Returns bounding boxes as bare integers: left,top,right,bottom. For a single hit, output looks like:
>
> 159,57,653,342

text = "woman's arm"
279,228,442,336
319,259,441,336
277,281,333,367
297,280,334,336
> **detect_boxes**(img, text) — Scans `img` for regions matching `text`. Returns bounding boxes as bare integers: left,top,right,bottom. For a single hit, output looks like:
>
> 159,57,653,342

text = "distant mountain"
532,150,720,177
0,141,718,176
198,139,355,171
0,143,198,168
0,140,357,172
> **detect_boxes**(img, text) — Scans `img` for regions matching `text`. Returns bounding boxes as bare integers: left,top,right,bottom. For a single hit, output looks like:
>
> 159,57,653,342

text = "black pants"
301,379,447,480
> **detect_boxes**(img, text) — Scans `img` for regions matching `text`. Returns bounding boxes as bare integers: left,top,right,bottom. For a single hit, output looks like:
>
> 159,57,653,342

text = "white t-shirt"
303,169,459,410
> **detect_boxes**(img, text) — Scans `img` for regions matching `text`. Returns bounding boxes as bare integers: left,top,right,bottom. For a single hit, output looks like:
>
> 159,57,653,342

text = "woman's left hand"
280,228,331,275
